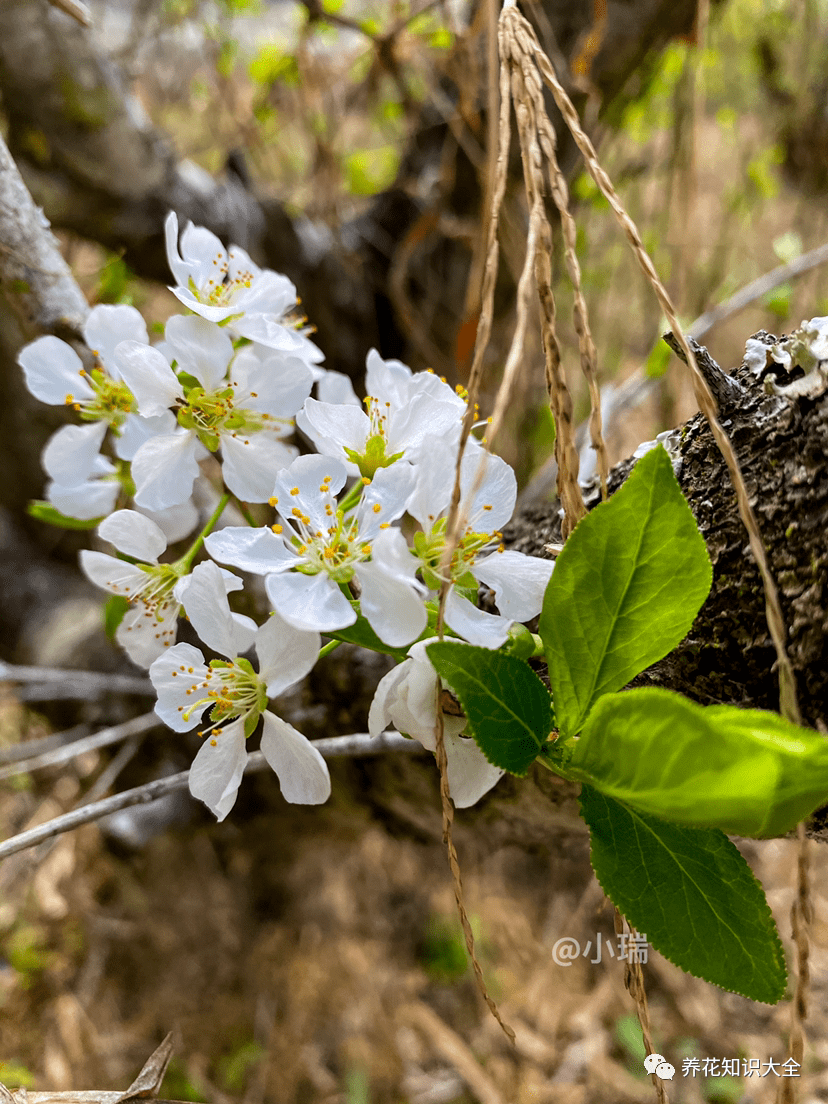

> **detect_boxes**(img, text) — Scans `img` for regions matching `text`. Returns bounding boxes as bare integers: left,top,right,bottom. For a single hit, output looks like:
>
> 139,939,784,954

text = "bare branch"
690,242,828,341
0,662,154,696
46,0,92,26
0,732,423,861
0,712,161,781
0,131,88,338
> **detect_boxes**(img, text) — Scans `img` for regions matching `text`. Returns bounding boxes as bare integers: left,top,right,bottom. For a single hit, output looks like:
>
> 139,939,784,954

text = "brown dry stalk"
434,701,516,1044
500,7,586,536
537,115,608,499
427,5,517,1047
778,823,812,1104
614,911,668,1104
514,1,801,726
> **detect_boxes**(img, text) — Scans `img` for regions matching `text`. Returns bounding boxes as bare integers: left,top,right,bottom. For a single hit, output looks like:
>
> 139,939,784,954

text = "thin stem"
177,492,231,571
318,639,344,659
339,478,367,514
0,732,422,862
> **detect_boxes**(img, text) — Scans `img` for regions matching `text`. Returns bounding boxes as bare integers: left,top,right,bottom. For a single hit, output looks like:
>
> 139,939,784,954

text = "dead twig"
0,732,422,861
0,662,153,698
0,712,161,781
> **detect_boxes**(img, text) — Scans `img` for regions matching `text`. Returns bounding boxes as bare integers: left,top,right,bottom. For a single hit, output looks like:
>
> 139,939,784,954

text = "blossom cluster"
18,213,555,821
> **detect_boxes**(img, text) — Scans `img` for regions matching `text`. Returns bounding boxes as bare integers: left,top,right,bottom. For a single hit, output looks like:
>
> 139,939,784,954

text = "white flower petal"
356,462,416,539
367,662,409,738
164,313,233,391
472,549,555,621
188,719,248,820
316,370,360,406
80,549,150,597
98,509,167,561
443,732,504,807
445,587,512,649
18,336,94,405
116,599,179,668
259,712,330,804
255,611,320,697
407,437,455,527
234,314,309,353
205,525,295,574
296,398,369,460
114,341,182,417
220,432,297,503
231,349,314,418
149,641,210,730
84,304,148,372
460,448,516,532
132,432,200,511
42,421,107,484
168,287,237,322
365,348,413,405
115,410,177,461
138,499,199,544
356,560,426,647
48,476,118,521
180,560,242,658
265,571,356,633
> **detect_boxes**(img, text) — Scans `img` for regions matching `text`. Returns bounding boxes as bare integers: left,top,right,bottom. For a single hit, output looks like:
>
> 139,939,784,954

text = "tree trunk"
503,334,828,731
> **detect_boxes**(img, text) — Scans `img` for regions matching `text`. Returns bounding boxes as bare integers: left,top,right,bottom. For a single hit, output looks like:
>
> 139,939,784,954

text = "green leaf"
104,595,130,640
27,500,104,530
579,784,787,1003
326,607,411,662
539,445,711,736
426,641,553,775
570,687,828,837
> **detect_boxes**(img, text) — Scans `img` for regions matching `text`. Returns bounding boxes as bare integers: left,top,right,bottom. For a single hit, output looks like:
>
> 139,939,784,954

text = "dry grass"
2,688,828,1103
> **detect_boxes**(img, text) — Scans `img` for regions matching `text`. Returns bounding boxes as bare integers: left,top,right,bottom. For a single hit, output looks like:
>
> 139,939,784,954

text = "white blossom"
80,510,241,668
402,437,555,648
149,560,327,819
120,325,312,510
205,453,424,645
368,638,504,807
164,211,323,366
297,348,465,477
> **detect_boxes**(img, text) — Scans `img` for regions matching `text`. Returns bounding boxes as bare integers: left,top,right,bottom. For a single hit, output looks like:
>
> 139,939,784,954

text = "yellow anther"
272,523,283,534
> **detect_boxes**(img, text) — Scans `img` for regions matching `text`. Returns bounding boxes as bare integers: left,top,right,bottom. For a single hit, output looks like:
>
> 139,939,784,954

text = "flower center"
413,517,501,591
132,563,181,617
271,482,371,584
178,383,281,450
68,367,134,428
191,260,255,308
183,657,267,733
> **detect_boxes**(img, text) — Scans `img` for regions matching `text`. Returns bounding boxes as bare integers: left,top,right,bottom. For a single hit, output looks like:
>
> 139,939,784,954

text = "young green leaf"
104,594,130,640
569,687,828,838
579,785,787,1004
539,445,711,736
27,500,104,530
426,641,553,775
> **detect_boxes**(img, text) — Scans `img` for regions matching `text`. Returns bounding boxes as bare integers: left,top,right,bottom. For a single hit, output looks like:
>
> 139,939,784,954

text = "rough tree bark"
504,335,828,730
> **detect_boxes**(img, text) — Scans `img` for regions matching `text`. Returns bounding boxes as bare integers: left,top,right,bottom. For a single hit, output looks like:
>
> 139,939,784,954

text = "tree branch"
0,732,423,861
